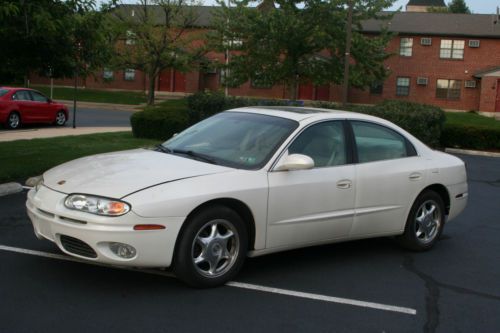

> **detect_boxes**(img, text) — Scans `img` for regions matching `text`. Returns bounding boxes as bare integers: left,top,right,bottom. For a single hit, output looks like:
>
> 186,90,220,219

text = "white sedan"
26,107,468,287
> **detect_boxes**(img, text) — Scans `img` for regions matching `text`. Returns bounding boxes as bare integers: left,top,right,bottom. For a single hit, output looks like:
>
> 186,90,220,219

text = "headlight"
64,194,131,216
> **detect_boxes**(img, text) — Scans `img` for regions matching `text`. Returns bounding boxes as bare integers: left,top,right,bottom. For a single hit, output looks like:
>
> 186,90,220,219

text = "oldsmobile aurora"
26,107,468,287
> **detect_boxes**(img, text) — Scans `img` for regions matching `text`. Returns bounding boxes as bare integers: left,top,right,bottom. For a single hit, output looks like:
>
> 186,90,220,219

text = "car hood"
43,149,233,198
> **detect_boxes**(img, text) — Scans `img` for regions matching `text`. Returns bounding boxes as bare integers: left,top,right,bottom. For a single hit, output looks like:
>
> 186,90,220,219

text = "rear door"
267,120,356,248
349,120,427,236
12,90,34,122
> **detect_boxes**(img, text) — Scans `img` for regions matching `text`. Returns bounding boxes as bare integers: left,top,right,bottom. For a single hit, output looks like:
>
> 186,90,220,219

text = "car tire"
397,190,445,251
174,205,248,288
7,112,21,129
55,111,67,126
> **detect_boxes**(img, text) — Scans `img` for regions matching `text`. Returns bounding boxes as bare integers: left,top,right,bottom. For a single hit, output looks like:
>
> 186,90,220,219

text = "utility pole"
342,0,353,107
224,0,230,97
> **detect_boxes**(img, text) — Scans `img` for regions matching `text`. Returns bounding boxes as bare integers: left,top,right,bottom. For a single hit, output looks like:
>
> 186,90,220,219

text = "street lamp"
342,0,353,107
73,41,82,129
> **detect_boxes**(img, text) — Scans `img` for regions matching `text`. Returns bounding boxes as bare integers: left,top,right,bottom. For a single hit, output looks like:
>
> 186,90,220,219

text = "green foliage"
110,0,207,105
0,0,115,82
447,0,471,14
0,132,158,183
442,125,500,150
210,0,395,99
32,85,147,105
131,92,303,140
186,91,303,123
314,100,446,148
130,100,190,141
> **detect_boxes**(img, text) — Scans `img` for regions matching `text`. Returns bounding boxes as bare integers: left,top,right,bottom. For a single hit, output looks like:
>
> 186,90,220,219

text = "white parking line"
0,244,416,315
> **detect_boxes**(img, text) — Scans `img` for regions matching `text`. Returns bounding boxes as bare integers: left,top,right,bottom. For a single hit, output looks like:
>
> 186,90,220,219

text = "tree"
111,0,207,105
447,0,471,14
0,0,115,84
428,0,471,14
211,0,394,100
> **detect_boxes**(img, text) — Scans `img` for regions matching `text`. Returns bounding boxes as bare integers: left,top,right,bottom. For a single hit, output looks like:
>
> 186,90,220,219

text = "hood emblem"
57,180,66,185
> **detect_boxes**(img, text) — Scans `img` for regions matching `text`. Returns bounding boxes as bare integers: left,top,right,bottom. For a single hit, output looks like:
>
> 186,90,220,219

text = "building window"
440,40,464,59
125,30,136,45
396,77,410,96
370,81,383,95
124,69,136,81
399,38,413,57
436,79,461,99
103,68,114,80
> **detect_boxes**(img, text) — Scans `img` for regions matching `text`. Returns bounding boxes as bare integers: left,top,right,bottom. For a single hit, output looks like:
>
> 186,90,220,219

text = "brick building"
32,4,500,113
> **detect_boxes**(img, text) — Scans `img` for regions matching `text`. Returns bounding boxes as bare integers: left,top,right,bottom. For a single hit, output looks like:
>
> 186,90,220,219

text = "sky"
112,1,499,14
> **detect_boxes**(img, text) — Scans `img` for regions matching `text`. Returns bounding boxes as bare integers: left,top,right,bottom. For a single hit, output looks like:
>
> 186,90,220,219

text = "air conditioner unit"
468,40,480,48
465,80,477,88
417,77,428,85
420,38,432,46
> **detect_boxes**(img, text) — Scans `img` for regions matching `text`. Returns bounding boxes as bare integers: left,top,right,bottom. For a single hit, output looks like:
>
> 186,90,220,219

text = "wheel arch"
420,184,450,215
174,198,257,257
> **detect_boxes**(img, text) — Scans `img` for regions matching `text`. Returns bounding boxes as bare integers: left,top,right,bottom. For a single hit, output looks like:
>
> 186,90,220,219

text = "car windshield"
0,89,10,97
161,111,298,169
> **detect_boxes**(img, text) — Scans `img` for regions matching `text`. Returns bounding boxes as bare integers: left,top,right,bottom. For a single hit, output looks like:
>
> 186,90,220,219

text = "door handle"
409,173,422,181
336,180,352,189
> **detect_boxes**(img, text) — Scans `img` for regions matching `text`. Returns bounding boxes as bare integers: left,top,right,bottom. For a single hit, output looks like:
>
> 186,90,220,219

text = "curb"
0,182,23,197
445,148,500,158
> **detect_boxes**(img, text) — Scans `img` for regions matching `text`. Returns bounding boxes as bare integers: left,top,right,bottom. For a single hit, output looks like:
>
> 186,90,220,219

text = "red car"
0,87,68,129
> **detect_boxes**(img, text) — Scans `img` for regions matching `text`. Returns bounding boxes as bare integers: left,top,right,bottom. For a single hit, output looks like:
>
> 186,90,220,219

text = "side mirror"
274,154,314,171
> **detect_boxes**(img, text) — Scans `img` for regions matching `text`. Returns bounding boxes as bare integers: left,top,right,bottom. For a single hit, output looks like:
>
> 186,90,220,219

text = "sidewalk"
0,127,131,142
59,100,144,112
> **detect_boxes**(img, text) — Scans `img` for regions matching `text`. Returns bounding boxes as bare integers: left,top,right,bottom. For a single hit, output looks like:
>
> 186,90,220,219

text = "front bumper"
26,186,185,267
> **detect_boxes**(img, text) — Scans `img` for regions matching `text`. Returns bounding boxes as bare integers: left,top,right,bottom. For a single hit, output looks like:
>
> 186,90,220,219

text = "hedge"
130,105,188,141
314,100,446,148
441,124,500,150
187,91,303,123
132,93,447,148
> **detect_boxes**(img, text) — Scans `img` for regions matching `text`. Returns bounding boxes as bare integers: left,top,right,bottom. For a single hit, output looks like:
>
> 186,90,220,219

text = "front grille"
60,235,97,258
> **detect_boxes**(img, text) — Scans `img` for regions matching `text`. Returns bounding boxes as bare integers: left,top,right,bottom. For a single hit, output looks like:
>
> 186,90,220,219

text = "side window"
13,90,32,101
30,91,48,102
351,121,412,163
288,121,346,168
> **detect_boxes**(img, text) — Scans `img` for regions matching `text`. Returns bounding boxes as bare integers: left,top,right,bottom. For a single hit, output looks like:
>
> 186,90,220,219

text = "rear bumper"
26,186,185,267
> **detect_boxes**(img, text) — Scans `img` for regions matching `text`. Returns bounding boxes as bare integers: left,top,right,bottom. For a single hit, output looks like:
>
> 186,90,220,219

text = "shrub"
130,105,189,141
314,100,445,148
187,91,303,123
441,124,500,150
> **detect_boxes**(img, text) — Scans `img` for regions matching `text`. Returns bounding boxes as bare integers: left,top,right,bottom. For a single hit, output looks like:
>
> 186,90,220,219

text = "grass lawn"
445,112,500,129
0,132,159,183
30,85,147,105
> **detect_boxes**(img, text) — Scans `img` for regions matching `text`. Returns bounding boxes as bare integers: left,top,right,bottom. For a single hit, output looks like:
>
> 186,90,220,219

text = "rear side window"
0,89,9,97
31,91,49,102
12,90,32,101
351,121,414,163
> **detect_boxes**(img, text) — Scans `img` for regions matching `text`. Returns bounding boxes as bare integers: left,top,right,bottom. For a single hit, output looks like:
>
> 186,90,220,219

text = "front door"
496,79,500,113
173,70,186,92
267,121,355,249
158,69,172,92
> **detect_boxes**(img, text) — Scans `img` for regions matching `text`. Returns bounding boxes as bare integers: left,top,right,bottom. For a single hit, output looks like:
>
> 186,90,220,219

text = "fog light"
109,242,136,259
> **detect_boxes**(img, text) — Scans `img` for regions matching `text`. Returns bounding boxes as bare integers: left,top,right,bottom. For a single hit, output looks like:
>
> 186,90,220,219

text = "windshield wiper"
170,148,218,165
155,144,172,153
156,145,217,164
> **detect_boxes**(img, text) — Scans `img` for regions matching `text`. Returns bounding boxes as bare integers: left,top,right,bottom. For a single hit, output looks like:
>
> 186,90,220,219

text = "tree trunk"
147,71,156,105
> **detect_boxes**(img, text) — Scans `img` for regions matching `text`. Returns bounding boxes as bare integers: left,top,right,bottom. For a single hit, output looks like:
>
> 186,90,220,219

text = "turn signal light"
133,224,166,231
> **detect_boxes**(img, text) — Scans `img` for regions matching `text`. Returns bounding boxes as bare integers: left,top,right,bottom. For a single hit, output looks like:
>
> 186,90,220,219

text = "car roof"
228,106,361,122
0,87,33,92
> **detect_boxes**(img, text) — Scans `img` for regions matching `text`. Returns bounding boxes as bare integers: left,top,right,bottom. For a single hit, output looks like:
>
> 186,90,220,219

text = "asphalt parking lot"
0,153,498,333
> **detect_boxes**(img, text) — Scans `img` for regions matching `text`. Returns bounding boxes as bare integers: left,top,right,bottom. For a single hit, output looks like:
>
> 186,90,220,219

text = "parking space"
0,154,499,332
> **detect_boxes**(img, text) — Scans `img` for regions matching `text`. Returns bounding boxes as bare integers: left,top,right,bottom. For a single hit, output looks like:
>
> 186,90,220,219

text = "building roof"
362,12,500,38
115,5,500,39
406,0,445,7
474,66,500,78
114,5,214,27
